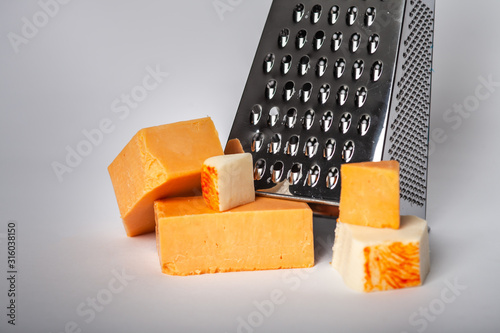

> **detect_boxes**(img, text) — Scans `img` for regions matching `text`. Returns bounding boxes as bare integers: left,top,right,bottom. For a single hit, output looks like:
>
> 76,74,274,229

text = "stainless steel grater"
227,0,435,219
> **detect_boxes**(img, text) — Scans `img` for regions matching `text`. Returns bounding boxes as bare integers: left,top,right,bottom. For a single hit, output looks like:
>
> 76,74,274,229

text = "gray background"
1,0,499,332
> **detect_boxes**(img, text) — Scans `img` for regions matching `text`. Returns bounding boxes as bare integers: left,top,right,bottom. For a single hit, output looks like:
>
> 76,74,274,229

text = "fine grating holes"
342,140,355,162
285,108,297,128
252,132,265,153
293,3,305,23
286,135,300,156
268,106,280,126
371,61,383,81
346,6,358,26
288,163,303,185
337,85,349,106
316,57,328,77
271,161,284,183
365,7,376,26
357,114,371,136
250,104,262,125
281,54,292,74
329,5,340,25
254,159,266,180
296,30,307,49
301,82,313,102
278,28,290,48
353,60,364,80
302,109,315,130
331,31,343,52
264,53,275,73
306,165,321,187
339,112,352,134
311,4,322,24
355,87,368,108
283,81,295,101
268,133,282,154
368,34,380,54
318,84,331,104
320,110,334,132
323,138,336,160
298,55,310,76
313,30,326,50
389,0,434,207
266,80,277,99
334,58,346,79
350,33,361,53
304,137,319,158
326,167,339,189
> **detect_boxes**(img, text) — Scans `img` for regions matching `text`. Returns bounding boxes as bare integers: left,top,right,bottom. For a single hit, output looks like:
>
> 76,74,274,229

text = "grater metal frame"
227,0,435,219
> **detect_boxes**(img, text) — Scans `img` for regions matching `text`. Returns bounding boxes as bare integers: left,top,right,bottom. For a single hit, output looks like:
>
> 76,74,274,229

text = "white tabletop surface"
1,1,500,332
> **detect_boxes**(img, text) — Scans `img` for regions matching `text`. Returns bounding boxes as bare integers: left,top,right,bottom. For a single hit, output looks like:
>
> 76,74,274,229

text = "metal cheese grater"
227,0,435,219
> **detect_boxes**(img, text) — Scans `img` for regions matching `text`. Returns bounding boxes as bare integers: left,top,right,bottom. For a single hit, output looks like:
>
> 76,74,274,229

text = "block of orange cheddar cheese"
339,160,400,229
201,153,255,211
154,196,314,275
108,117,223,237
332,215,430,292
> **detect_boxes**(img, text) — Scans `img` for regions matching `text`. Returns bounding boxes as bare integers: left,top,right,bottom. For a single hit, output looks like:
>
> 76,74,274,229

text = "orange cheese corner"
154,196,315,276
108,117,223,237
224,138,245,155
339,160,400,229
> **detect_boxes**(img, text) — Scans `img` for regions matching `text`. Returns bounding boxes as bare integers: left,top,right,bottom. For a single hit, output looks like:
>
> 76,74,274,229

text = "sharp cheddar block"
339,160,400,229
332,216,430,293
154,196,314,275
108,117,223,237
201,153,255,211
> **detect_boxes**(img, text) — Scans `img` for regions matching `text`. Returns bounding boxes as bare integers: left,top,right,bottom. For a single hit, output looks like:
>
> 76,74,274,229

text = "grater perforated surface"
228,0,435,218
384,0,435,217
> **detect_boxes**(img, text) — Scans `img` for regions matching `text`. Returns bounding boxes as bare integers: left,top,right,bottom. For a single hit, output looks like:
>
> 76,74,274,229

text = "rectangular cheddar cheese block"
108,117,223,237
154,196,314,275
332,215,430,293
339,160,400,229
201,153,255,211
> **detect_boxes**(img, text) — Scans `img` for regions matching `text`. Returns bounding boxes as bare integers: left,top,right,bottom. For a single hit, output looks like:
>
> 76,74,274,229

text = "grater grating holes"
289,163,303,184
271,161,285,183
389,0,434,207
229,0,433,208
306,165,321,187
261,4,389,120
323,138,336,160
293,3,305,23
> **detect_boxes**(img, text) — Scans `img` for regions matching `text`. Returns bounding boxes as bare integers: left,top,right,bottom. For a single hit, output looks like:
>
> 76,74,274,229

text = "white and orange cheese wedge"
332,215,430,293
201,153,255,211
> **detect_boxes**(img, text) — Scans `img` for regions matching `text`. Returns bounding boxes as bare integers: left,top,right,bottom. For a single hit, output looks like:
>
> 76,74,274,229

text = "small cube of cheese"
332,215,430,293
201,153,255,211
339,160,400,229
